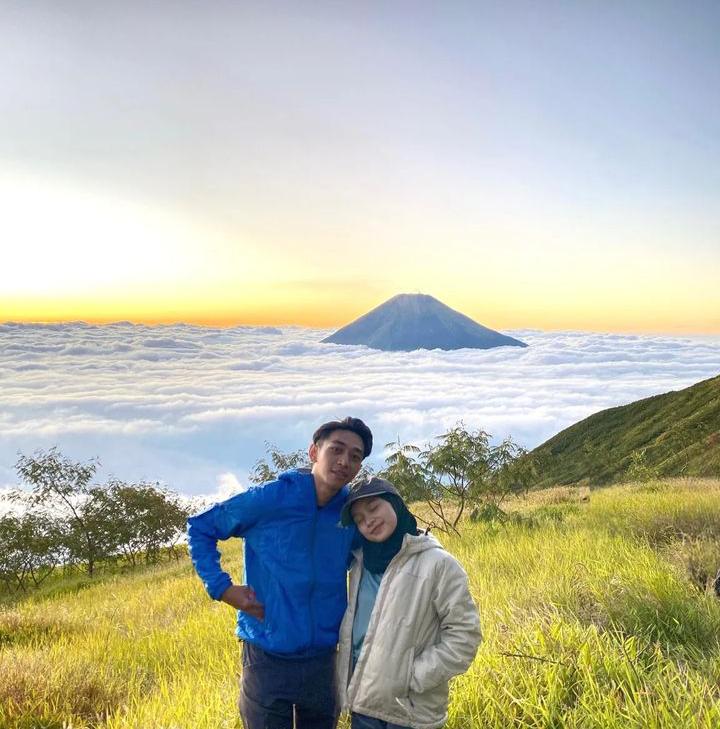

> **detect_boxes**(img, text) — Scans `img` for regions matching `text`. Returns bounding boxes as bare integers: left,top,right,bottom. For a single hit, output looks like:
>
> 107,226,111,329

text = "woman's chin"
363,528,389,542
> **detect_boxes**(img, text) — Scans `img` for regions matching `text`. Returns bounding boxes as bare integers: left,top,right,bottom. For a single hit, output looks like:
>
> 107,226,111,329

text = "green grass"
2,479,720,728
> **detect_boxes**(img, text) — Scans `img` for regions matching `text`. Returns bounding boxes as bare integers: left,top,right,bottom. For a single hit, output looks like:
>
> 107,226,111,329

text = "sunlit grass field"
2,479,720,728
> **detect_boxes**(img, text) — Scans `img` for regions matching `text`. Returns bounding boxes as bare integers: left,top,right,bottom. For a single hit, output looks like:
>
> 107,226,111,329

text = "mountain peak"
321,294,527,351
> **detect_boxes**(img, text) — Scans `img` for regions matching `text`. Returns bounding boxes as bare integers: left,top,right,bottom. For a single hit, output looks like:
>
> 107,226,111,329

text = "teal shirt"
352,566,383,666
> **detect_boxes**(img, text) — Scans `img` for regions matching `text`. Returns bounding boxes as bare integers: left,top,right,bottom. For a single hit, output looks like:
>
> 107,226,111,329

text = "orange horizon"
4,310,719,336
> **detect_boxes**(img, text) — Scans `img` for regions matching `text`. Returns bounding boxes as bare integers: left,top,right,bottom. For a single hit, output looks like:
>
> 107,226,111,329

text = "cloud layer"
1,322,718,499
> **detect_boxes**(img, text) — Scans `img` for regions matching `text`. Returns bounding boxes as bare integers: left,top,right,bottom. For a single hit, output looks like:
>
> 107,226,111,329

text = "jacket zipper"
346,544,413,708
346,554,360,691
308,506,318,650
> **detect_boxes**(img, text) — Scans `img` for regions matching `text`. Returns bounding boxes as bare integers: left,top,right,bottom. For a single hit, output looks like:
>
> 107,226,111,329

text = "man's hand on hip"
221,585,265,620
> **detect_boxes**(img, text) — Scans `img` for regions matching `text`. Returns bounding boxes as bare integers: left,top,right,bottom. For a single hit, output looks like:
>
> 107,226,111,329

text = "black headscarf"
361,493,418,574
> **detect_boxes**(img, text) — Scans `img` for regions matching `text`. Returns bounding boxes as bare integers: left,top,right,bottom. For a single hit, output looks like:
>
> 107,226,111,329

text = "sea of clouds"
1,322,718,501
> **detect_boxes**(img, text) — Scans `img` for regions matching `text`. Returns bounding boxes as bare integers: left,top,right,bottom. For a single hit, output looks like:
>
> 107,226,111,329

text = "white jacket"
337,533,482,729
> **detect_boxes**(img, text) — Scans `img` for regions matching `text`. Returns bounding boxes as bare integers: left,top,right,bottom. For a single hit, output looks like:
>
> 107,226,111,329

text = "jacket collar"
352,531,442,570
278,467,350,511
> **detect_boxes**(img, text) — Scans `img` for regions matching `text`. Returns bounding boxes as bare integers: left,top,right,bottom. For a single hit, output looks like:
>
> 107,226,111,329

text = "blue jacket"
187,468,356,657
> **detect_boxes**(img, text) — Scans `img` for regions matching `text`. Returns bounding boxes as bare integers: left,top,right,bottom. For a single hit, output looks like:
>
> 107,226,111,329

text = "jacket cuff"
207,574,233,601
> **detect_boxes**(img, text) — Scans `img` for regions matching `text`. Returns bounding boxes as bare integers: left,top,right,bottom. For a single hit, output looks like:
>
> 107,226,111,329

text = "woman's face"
350,496,398,542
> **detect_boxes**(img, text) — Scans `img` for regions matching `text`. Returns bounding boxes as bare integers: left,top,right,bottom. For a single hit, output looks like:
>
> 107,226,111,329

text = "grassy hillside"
2,479,720,728
532,374,720,486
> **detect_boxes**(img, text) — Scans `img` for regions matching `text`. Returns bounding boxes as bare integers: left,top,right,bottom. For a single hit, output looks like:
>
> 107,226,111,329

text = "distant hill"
322,293,527,351
532,374,720,486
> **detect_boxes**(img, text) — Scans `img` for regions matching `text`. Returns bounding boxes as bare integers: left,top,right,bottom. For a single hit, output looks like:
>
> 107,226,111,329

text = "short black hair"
313,417,373,458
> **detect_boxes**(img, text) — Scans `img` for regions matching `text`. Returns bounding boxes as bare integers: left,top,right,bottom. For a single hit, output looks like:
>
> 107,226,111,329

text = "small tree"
0,512,62,592
625,448,659,483
483,438,537,506
14,448,110,576
90,480,192,566
382,424,491,534
249,442,311,484
0,514,29,592
382,425,542,534
21,512,64,587
382,438,424,499
421,424,490,532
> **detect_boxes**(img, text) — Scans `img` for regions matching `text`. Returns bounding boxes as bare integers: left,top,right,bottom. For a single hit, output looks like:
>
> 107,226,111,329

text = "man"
187,416,373,729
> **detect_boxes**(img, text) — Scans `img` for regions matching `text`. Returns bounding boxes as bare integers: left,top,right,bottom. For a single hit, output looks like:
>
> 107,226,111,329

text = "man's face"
309,429,364,493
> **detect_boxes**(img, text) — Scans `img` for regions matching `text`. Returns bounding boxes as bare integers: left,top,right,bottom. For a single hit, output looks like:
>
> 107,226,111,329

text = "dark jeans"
239,641,338,729
350,714,411,729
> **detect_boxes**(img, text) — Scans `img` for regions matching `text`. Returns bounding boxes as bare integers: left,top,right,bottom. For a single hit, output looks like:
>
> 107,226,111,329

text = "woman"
337,477,482,729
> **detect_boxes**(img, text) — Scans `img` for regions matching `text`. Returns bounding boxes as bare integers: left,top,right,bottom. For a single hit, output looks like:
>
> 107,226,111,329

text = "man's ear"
308,442,318,463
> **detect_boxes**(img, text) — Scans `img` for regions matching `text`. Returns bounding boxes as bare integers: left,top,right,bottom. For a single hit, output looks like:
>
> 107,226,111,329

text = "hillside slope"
532,374,720,486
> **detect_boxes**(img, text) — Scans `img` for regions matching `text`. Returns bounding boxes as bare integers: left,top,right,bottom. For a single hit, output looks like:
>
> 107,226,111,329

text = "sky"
1,323,719,500
1,1,719,332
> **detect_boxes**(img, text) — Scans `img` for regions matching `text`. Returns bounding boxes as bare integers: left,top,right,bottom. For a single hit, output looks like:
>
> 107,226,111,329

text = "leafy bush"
382,423,543,533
